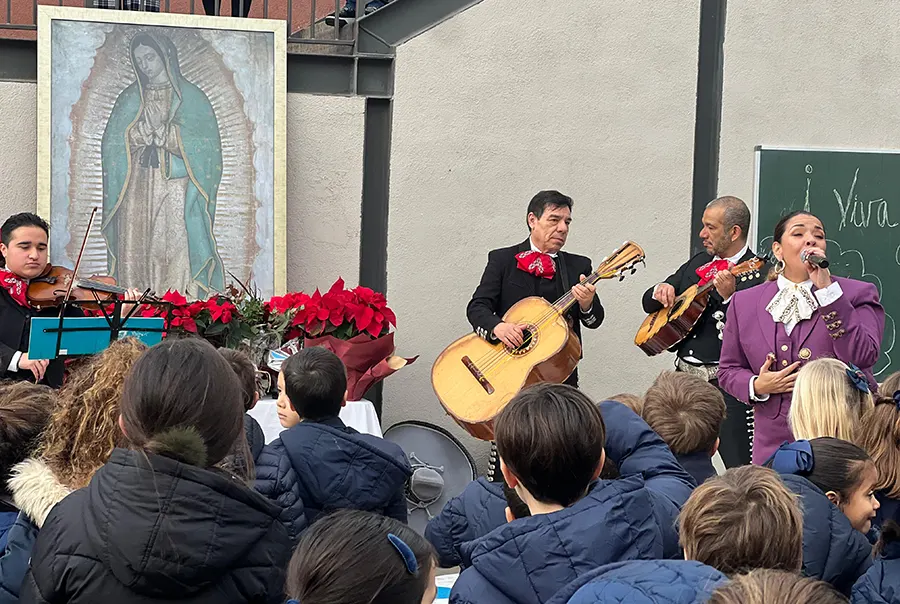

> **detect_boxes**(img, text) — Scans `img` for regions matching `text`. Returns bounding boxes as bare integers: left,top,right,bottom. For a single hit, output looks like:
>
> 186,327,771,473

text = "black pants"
202,0,251,16
710,378,753,467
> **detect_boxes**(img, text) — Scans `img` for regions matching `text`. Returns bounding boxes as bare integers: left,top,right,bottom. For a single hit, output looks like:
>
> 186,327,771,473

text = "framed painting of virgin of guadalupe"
36,6,286,299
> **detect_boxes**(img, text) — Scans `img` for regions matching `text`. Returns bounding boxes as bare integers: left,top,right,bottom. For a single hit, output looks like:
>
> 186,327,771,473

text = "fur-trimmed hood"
7,458,71,528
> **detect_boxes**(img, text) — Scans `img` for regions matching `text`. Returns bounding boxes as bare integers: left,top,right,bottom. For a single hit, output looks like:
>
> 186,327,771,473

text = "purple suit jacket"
718,276,884,464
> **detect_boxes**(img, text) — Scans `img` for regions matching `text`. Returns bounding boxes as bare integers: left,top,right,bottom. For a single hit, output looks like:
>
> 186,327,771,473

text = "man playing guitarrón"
466,190,604,390
641,196,767,468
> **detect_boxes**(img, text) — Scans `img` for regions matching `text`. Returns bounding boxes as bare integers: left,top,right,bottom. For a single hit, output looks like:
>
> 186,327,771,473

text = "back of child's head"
286,509,435,604
605,392,643,415
0,382,55,483
494,383,605,508
120,338,243,468
881,372,900,395
679,465,802,575
217,348,258,411
858,392,900,499
281,346,347,421
708,570,848,604
641,371,726,455
789,358,873,442
40,337,146,489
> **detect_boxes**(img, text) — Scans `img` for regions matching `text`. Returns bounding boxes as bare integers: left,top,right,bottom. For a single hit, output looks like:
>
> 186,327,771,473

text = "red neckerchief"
695,259,733,287
0,269,28,307
515,251,556,279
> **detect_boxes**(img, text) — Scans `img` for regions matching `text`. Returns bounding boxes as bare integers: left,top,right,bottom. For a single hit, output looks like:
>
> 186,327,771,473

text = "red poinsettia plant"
139,289,252,349
266,278,413,400
266,278,396,342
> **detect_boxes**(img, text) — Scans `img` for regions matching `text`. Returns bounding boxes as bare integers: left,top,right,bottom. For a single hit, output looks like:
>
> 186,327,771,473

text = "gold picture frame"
36,6,287,297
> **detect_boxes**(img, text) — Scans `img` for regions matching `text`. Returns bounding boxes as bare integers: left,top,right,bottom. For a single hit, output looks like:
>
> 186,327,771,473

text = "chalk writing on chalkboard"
831,168,899,231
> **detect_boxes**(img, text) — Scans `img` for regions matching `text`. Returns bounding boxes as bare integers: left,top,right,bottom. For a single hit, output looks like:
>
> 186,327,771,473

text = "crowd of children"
0,334,896,602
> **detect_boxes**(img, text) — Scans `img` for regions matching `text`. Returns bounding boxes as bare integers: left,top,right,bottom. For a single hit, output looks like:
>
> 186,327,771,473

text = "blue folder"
28,317,165,360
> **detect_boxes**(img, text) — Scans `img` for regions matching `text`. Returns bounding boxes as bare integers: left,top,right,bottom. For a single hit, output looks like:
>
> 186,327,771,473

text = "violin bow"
58,207,98,316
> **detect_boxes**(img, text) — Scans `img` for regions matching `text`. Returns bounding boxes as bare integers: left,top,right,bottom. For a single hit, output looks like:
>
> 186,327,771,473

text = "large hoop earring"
774,259,785,274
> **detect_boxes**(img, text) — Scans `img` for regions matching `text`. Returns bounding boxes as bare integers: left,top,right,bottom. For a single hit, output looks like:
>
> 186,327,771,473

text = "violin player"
0,213,139,387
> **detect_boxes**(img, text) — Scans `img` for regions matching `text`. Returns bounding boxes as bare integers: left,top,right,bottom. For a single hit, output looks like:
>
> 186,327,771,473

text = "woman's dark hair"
0,382,55,484
876,520,900,557
772,210,819,243
286,509,435,604
120,338,244,467
800,437,873,499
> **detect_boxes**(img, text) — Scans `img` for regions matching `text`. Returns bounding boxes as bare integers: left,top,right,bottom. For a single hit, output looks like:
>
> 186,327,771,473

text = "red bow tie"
516,251,556,279
695,259,734,286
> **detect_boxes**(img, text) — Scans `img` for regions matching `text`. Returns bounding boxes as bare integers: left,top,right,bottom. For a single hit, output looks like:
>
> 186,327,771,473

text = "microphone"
800,250,830,269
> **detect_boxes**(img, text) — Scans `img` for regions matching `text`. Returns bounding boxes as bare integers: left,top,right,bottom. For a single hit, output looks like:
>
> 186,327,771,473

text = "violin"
27,264,130,311
26,207,155,311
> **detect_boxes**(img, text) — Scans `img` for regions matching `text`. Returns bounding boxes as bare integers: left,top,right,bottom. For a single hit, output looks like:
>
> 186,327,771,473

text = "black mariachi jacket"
466,240,604,346
0,288,80,388
640,248,768,365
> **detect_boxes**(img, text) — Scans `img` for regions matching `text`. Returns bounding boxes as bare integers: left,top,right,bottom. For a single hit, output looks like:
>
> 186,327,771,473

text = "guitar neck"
553,268,604,315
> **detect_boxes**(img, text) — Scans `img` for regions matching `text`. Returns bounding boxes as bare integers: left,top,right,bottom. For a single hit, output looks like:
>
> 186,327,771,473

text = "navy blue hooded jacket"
851,531,900,604
546,560,727,604
255,416,411,539
675,452,717,486
449,402,696,604
780,474,873,596
425,477,507,568
427,401,695,571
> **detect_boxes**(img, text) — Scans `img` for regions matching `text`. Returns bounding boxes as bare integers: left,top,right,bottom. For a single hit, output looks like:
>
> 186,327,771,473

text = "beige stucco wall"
385,1,701,469
718,1,900,235
0,81,364,293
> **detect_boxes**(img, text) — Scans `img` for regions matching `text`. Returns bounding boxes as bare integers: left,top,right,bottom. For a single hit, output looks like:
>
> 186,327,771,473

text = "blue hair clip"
846,364,870,394
769,440,814,475
894,390,900,411
388,533,418,575
286,600,300,604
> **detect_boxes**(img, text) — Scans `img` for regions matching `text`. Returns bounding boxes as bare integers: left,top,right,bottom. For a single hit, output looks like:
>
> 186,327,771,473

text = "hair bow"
388,533,418,575
894,390,900,411
768,440,814,475
846,364,870,394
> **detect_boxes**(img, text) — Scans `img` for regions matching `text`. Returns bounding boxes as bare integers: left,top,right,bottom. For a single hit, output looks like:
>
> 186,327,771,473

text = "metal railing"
1,0,373,47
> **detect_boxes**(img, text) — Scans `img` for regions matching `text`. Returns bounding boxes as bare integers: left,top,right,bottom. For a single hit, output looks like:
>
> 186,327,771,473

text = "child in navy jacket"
449,384,695,604
255,347,411,540
768,438,879,595
642,371,725,486
852,520,900,604
427,396,691,570
858,392,900,532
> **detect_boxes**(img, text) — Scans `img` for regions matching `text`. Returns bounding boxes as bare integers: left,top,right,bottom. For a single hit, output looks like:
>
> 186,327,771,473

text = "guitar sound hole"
511,327,538,355
668,298,685,317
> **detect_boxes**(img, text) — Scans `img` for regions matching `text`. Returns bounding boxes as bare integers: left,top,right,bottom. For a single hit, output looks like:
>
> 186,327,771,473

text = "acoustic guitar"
634,257,764,356
432,242,646,441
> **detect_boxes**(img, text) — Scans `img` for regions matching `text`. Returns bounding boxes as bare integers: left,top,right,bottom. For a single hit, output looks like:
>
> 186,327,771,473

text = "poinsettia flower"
162,290,188,306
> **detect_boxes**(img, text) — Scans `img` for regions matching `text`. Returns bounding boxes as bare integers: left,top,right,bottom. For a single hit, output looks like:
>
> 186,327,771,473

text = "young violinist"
0,213,139,388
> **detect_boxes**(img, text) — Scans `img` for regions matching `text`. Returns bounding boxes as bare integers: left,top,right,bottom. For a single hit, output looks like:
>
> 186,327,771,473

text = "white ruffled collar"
766,275,818,326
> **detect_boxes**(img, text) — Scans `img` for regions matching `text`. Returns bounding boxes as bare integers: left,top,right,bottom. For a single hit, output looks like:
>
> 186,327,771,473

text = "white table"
247,397,383,444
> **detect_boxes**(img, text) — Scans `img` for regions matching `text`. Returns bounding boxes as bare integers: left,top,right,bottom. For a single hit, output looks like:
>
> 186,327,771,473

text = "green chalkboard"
753,147,899,379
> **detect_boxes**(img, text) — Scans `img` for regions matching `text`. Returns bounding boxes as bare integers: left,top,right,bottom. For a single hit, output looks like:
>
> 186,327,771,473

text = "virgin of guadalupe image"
101,32,226,298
